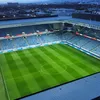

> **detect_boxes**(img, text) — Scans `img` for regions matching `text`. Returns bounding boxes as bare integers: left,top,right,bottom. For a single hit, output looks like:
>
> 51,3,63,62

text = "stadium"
0,16,100,100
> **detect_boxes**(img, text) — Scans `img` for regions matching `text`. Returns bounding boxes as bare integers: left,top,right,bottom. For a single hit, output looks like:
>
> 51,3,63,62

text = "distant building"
7,2,19,7
72,12,100,21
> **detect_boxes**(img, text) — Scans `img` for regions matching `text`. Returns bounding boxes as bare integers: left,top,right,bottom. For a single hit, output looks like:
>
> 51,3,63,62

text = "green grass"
0,44,100,100
0,72,7,100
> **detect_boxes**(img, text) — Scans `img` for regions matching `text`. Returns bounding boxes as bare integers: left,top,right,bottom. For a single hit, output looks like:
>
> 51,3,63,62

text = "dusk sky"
0,0,83,3
0,0,48,3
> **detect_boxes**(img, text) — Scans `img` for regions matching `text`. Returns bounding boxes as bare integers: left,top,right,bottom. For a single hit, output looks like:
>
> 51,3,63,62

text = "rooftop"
0,16,100,30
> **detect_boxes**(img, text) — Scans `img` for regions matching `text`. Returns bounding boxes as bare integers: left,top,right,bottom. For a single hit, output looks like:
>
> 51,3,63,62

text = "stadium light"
7,34,10,36
12,36,14,38
36,30,39,33
3,16,5,18
45,29,48,32
22,32,25,34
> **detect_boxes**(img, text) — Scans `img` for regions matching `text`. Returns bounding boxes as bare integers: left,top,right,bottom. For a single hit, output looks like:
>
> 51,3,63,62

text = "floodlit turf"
0,44,100,100
0,73,7,100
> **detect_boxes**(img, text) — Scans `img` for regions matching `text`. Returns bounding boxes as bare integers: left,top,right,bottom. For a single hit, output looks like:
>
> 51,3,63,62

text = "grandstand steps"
49,24,53,31
58,32,65,40
73,37,82,45
23,37,29,46
67,35,76,42
37,35,43,45
90,44,100,52
13,38,20,49
12,39,18,49
0,40,2,50
12,39,16,49
80,40,91,48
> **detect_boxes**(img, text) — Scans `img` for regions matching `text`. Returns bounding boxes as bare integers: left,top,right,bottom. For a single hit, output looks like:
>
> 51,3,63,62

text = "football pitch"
0,44,100,100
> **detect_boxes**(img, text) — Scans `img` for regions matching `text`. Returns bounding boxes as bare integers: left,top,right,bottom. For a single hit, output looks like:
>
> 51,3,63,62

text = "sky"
0,0,84,3
0,0,95,3
0,0,49,3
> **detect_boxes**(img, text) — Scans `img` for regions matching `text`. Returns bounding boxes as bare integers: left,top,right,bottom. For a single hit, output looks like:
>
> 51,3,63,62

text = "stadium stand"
92,46,100,56
61,32,75,41
0,39,14,50
26,35,39,45
75,27,100,39
40,33,60,43
0,24,53,37
13,37,28,48
0,24,100,58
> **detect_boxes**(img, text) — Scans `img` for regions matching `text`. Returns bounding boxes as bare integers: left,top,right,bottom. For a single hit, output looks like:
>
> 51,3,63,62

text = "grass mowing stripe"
30,48,68,84
38,45,88,76
43,46,86,78
60,44,100,72
1,44,100,100
48,45,89,76
22,49,58,87
52,44,99,74
39,46,78,79
25,49,59,86
17,50,50,91
29,48,66,83
16,51,38,73
58,44,100,71
59,45,99,72
13,51,41,94
1,54,21,100
54,45,97,73
0,72,7,100
4,53,31,98
5,53,31,96
61,44,100,66
0,59,10,100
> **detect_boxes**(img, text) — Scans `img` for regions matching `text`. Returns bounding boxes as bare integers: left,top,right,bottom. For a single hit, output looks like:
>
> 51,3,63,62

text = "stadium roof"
0,16,100,30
